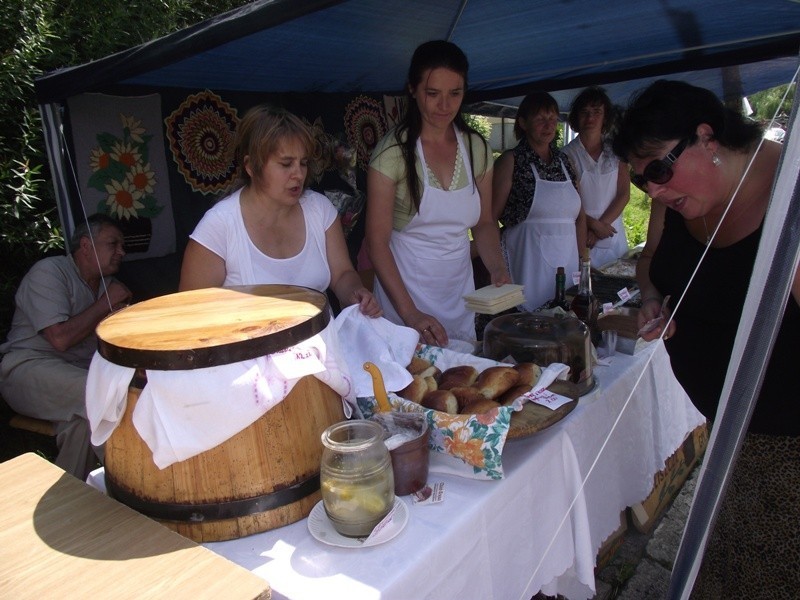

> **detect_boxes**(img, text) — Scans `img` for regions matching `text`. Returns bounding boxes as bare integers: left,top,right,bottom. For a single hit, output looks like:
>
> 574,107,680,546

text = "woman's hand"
403,309,448,347
637,296,676,342
589,218,617,240
351,287,382,318
489,264,512,286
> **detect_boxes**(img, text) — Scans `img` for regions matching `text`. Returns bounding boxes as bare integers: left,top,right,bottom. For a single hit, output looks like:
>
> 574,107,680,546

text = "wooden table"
0,453,270,599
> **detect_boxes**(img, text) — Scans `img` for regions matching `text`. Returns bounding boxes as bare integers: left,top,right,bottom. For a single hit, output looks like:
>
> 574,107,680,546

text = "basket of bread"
357,344,575,480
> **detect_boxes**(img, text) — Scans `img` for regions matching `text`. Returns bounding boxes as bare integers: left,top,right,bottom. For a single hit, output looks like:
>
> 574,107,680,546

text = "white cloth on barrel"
332,305,420,398
85,322,354,468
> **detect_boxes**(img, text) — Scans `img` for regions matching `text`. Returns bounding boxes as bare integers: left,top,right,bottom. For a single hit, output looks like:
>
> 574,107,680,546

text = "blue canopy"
35,0,800,110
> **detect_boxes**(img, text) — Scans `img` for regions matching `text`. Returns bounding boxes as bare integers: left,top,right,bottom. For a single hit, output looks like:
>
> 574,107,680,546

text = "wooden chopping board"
0,453,270,600
96,284,329,370
506,380,579,440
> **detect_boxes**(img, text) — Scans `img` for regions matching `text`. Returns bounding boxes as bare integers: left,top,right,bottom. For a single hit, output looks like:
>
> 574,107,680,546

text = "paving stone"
593,465,701,598
616,559,671,600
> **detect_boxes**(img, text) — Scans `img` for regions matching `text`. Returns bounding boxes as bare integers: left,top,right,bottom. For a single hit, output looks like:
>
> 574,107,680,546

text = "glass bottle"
569,248,599,341
320,420,395,538
548,266,570,311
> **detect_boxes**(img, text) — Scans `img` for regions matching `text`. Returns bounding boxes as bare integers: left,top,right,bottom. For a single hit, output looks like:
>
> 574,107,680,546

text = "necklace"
702,215,712,244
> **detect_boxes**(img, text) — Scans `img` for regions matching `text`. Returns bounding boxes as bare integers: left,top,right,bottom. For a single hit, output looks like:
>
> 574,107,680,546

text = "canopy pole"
38,102,73,251
668,66,800,599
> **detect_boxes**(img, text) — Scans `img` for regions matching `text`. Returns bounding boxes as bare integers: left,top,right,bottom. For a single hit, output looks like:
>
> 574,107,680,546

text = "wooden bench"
1,395,56,437
9,414,55,437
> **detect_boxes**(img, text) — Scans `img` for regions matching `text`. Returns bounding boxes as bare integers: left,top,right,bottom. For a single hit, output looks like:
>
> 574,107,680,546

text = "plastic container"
483,312,595,396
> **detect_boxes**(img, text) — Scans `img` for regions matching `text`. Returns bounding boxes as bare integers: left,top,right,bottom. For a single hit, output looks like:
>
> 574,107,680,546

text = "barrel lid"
96,284,330,370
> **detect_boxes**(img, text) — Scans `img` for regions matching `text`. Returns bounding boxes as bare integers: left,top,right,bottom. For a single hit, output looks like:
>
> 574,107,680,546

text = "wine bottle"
548,266,570,311
569,249,599,339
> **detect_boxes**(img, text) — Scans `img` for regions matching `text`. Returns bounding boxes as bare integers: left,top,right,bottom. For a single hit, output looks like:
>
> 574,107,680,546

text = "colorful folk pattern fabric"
358,345,514,480
164,90,239,195
343,95,387,170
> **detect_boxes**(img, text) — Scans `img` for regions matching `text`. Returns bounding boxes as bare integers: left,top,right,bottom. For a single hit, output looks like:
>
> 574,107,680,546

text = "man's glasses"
630,138,689,192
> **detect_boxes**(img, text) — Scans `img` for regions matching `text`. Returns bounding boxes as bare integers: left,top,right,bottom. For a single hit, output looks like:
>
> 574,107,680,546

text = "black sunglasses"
630,138,689,192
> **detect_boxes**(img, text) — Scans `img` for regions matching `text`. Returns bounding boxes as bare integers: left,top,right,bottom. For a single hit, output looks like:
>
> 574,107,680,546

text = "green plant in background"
0,0,246,340
748,83,795,124
623,185,651,248
464,113,492,140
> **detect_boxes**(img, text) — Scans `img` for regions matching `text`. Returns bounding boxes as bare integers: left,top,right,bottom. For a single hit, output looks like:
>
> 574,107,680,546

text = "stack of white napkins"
463,284,525,315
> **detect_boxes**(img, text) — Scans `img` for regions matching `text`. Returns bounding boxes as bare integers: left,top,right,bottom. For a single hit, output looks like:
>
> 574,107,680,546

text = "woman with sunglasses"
493,92,587,312
613,79,800,598
562,86,630,268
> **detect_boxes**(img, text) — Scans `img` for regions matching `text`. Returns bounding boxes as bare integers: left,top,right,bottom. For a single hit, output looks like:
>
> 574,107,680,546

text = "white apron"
580,162,628,268
374,128,481,343
503,158,581,311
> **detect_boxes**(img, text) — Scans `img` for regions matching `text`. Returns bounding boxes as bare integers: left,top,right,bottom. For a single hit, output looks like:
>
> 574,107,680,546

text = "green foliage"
0,0,246,339
464,113,492,140
748,83,795,123
623,186,650,247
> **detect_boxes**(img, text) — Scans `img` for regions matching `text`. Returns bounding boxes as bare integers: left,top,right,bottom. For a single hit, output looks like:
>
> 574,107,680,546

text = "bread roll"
497,384,533,406
397,375,427,404
449,386,486,412
460,398,501,415
407,356,433,375
421,390,459,414
423,375,438,392
417,365,441,381
514,362,542,387
474,366,520,400
439,365,479,390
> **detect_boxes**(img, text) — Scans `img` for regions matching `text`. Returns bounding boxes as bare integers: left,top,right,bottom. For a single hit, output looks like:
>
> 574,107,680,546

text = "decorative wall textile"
343,95,387,170
68,93,176,259
304,116,365,239
383,95,406,130
164,90,239,195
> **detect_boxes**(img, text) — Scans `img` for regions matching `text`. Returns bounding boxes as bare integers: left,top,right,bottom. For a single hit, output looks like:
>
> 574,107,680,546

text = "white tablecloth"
202,341,705,600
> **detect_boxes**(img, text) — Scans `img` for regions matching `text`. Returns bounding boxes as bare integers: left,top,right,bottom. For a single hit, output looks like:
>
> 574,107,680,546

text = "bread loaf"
460,398,500,415
497,384,533,406
421,389,459,414
449,386,486,412
474,366,519,400
398,375,427,404
407,356,433,375
417,365,441,381
513,362,542,387
438,365,479,390
423,375,438,392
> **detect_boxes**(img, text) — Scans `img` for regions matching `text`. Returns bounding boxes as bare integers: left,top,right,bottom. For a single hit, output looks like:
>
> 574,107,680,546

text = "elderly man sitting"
0,214,131,479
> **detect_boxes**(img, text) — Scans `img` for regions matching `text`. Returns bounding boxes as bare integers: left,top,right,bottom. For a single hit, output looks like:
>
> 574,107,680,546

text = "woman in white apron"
366,40,509,348
493,92,587,312
563,86,630,268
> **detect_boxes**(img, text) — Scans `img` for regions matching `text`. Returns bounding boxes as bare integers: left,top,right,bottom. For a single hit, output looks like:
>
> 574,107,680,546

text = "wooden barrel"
96,285,346,542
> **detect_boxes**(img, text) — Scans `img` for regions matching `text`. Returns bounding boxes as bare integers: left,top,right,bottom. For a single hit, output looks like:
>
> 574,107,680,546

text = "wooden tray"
506,380,579,440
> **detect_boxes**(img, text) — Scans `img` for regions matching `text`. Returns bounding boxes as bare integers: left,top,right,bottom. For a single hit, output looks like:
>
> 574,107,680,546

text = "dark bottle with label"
548,266,570,311
569,249,599,340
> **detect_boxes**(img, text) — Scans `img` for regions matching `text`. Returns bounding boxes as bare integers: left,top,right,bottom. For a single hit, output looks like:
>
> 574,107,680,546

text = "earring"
712,154,722,166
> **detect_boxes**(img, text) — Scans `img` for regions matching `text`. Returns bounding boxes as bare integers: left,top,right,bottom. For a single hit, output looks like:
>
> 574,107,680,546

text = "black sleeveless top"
650,208,800,436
